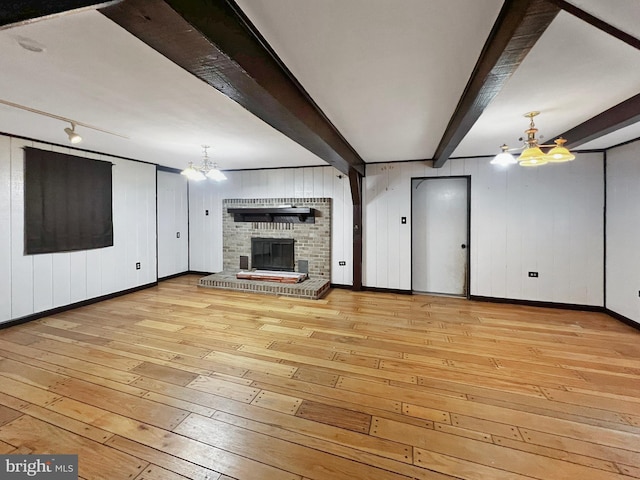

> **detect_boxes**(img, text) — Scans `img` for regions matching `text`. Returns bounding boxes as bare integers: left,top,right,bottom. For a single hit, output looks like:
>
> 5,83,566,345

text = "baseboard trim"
469,295,604,312
605,308,640,332
0,282,158,330
363,286,412,295
187,270,214,276
158,271,192,281
330,283,413,295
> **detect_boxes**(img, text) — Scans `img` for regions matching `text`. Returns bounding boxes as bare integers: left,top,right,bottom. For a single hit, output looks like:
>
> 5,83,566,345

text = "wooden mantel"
227,207,315,224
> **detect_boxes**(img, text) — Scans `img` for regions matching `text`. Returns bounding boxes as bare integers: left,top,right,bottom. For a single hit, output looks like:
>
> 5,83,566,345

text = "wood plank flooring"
0,275,639,480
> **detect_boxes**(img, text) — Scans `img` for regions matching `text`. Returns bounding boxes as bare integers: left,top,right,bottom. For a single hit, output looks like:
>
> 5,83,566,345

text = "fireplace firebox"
251,238,295,271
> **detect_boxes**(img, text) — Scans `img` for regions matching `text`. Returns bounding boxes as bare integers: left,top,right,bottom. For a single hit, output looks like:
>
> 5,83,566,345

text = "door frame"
410,175,471,298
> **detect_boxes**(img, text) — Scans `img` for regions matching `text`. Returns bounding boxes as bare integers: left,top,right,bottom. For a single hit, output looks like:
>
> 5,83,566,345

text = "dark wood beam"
0,0,119,28
433,0,560,168
349,167,363,291
99,0,365,176
554,93,640,148
546,0,640,51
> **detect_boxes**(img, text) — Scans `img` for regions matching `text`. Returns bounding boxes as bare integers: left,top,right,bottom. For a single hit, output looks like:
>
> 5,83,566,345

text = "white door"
412,177,468,295
157,171,189,278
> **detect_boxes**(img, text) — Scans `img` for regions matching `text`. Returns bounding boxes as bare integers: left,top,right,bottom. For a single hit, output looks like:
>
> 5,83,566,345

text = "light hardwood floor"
0,275,639,480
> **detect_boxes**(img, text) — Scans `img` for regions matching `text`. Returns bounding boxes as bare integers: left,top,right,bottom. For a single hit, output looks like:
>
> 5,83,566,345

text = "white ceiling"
235,0,504,162
0,1,639,171
0,10,325,170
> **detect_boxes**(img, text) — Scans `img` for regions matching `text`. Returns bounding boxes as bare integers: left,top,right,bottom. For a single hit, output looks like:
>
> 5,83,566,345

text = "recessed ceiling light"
16,36,46,53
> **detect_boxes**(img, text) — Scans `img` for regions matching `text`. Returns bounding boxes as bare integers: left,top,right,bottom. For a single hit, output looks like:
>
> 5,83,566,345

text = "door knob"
461,244,467,249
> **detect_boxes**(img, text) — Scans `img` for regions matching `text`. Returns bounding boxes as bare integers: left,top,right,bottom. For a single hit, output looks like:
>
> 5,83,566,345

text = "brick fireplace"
222,198,332,279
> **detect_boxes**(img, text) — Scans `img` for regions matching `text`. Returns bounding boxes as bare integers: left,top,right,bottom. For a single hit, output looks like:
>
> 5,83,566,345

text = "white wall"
606,140,640,325
364,153,604,306
188,166,353,285
1,131,612,323
157,171,189,278
0,135,157,325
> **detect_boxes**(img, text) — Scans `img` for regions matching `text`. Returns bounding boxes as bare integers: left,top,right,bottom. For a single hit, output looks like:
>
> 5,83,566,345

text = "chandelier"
181,145,227,181
491,111,575,167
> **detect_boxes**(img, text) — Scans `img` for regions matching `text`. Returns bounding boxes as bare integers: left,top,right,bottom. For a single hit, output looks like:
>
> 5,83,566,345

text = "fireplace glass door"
251,238,295,271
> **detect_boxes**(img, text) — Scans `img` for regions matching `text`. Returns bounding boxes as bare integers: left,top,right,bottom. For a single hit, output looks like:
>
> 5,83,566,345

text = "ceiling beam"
0,0,119,29
545,0,640,51
100,0,365,176
554,93,640,148
432,0,560,168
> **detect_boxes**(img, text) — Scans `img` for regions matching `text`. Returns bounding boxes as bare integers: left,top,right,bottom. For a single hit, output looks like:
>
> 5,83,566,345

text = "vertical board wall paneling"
139,160,158,286
83,151,105,300
606,140,640,324
470,160,493,297
157,171,189,278
363,154,604,306
577,156,605,304
10,138,34,319
331,168,352,285
186,180,205,271
488,163,508,296
2,134,157,323
0,136,12,322
363,163,380,287
187,165,353,284
30,143,55,313
504,163,524,299
462,158,480,296
108,156,157,293
386,164,402,289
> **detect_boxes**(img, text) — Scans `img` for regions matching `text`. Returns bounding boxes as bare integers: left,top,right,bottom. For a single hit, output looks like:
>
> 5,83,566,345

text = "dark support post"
349,167,363,291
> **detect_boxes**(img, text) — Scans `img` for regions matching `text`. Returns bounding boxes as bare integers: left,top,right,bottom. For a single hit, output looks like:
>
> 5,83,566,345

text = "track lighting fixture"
0,98,128,144
181,145,227,182
492,112,575,167
63,122,82,144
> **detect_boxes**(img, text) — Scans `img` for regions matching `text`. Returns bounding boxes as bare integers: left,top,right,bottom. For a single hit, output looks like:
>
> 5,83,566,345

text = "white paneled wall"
606,140,640,325
188,166,353,285
0,135,157,324
364,154,604,306
157,171,189,278
0,136,11,322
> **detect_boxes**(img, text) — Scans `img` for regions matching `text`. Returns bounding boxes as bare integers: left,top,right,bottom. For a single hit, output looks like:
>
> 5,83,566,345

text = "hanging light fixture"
181,145,227,182
492,111,575,167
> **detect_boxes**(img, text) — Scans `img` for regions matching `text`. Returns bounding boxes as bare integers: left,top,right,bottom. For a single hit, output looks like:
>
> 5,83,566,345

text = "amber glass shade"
546,138,575,163
518,146,548,167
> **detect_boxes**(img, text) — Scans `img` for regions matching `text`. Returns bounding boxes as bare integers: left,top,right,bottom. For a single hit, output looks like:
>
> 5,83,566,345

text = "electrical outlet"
205,210,209,216
401,216,407,224
339,261,346,266
528,271,538,278
176,232,180,238
136,262,141,270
